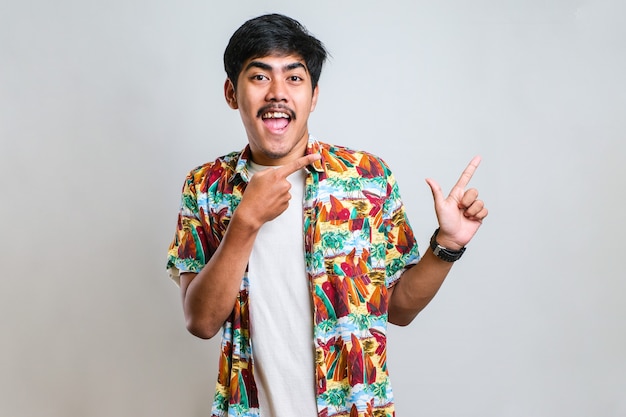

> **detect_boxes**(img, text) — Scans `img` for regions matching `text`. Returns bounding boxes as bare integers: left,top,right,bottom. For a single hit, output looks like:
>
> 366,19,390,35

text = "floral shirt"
167,137,420,417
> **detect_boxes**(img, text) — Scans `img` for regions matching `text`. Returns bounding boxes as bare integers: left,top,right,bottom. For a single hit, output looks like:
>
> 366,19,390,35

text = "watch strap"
429,228,466,262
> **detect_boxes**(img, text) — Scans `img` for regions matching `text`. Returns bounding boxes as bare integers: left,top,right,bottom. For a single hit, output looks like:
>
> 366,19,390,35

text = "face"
224,54,319,166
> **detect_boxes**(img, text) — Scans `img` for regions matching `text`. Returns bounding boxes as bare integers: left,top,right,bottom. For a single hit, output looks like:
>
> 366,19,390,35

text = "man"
167,13,487,417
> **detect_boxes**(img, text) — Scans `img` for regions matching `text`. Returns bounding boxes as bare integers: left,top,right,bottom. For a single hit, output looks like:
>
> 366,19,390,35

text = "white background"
1,0,625,416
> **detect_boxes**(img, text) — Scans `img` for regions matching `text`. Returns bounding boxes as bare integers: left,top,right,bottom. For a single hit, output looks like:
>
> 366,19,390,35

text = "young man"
167,13,487,417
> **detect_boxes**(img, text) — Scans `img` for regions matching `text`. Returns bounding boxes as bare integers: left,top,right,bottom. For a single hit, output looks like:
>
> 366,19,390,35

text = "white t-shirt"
247,162,318,417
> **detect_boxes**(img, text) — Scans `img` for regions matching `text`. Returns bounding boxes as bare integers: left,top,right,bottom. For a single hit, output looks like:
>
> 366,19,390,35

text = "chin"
262,141,293,157
264,149,291,160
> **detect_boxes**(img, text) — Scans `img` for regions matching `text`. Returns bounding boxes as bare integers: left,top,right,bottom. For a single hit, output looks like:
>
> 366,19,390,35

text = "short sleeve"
382,170,420,288
166,172,210,286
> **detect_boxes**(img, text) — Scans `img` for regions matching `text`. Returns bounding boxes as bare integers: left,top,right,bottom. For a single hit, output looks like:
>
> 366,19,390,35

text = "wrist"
429,228,466,262
431,229,463,251
230,207,263,233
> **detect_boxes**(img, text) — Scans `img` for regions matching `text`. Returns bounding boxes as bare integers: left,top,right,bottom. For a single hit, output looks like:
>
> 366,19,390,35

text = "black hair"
224,14,328,91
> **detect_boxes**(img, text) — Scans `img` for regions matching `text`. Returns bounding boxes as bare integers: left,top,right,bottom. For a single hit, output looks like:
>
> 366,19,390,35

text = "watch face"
433,246,444,256
431,241,464,261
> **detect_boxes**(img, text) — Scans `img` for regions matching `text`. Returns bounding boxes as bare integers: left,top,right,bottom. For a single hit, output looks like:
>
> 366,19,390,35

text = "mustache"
256,104,296,120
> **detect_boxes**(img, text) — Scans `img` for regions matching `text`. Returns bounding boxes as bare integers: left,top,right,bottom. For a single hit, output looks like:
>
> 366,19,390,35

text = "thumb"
425,178,445,205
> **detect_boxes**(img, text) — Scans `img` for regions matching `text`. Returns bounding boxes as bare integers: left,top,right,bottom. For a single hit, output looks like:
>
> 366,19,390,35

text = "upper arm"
179,272,198,302
166,171,212,277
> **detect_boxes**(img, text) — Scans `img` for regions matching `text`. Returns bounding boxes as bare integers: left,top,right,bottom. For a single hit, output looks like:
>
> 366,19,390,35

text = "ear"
224,78,238,109
310,85,320,112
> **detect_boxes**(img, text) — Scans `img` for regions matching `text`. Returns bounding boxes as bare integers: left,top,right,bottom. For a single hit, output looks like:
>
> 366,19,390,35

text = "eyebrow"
244,61,308,73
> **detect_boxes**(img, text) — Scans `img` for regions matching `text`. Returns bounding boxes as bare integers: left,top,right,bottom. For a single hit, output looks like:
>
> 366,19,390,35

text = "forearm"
388,248,455,326
181,210,260,339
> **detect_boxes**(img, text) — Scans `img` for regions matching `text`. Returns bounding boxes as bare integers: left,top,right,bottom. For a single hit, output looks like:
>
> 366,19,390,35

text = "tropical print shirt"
167,137,420,417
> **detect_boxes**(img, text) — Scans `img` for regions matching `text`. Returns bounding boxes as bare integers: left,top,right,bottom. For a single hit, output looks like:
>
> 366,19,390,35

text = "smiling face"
224,54,319,166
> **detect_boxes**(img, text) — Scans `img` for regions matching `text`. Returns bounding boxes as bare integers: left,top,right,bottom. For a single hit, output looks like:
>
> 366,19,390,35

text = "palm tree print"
167,138,420,417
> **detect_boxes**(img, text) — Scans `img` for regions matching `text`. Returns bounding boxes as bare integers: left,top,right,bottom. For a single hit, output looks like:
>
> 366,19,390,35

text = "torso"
247,162,318,417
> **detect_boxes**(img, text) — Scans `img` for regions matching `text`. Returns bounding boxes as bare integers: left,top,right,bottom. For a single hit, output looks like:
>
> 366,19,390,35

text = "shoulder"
183,151,241,192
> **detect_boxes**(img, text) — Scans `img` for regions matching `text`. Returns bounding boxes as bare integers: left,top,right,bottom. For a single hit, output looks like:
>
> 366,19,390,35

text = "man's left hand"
425,156,488,250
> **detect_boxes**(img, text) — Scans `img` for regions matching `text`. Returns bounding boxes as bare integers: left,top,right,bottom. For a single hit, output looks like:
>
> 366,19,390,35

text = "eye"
251,74,269,81
287,75,304,84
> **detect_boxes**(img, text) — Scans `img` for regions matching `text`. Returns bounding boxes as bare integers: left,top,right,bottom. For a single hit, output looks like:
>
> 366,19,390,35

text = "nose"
265,79,288,102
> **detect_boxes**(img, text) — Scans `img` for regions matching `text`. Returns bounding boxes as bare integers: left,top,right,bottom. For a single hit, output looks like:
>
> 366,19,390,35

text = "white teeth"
262,112,290,119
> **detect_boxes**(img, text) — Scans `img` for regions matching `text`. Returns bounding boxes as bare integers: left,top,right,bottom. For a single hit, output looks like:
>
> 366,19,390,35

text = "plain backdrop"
1,0,625,416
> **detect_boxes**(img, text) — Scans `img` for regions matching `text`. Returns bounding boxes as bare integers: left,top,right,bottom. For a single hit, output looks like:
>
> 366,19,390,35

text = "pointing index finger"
453,155,482,191
276,153,321,177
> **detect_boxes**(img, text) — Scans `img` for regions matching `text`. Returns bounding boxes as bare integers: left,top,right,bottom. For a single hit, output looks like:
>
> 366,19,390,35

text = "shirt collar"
305,136,325,173
232,145,253,183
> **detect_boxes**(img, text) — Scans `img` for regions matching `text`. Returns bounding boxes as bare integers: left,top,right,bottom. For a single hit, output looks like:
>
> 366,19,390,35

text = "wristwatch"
429,228,466,262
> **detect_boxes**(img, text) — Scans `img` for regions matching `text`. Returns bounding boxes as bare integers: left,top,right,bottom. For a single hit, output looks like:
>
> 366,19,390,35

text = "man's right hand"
180,152,320,339
236,153,321,228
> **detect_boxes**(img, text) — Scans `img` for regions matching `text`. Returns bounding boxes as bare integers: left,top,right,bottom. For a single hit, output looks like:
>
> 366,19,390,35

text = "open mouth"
259,107,295,133
261,111,291,131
